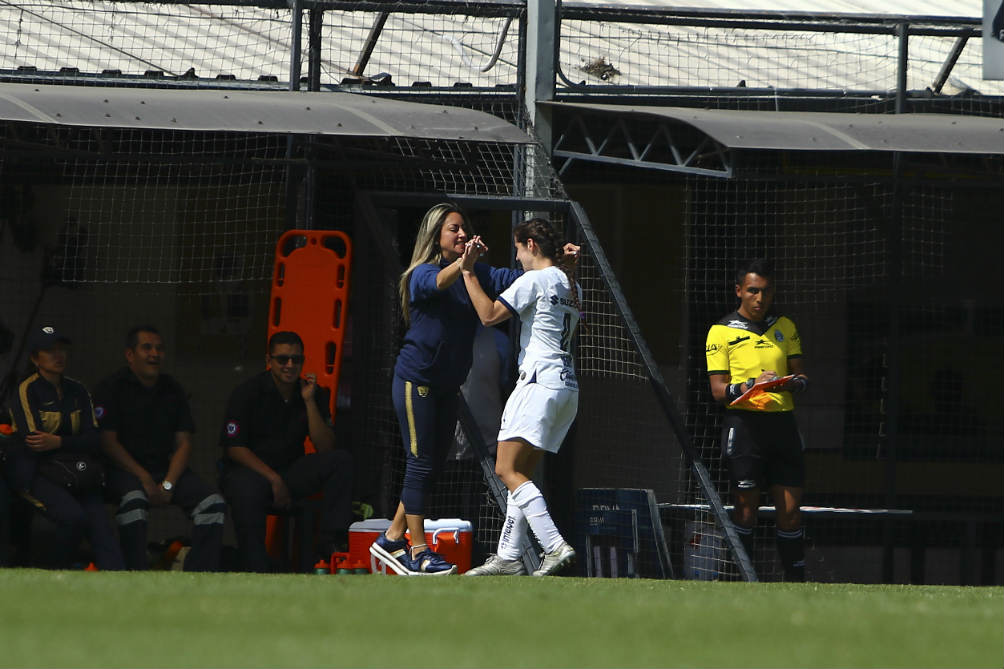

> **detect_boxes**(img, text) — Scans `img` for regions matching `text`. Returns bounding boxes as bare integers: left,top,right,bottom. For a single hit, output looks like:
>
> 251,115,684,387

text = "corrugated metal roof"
546,100,1004,152
0,82,532,142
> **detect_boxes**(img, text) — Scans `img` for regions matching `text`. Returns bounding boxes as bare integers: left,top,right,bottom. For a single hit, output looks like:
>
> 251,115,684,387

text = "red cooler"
349,518,473,574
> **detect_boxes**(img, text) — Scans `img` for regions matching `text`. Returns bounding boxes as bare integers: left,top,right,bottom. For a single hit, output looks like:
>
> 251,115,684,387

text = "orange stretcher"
267,229,352,426
264,229,352,568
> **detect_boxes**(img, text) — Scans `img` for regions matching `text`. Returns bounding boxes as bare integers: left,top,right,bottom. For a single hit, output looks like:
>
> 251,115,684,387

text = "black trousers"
30,475,125,570
107,466,225,571
221,449,353,572
0,474,11,566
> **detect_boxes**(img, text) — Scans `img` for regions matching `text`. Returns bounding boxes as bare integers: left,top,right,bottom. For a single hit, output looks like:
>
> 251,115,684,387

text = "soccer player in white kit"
460,218,582,576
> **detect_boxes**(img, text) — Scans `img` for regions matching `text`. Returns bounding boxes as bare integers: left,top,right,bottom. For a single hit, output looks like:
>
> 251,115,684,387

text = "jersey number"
559,313,572,352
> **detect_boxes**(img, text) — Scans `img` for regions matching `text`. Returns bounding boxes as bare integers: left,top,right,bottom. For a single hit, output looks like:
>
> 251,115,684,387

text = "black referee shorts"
721,410,804,490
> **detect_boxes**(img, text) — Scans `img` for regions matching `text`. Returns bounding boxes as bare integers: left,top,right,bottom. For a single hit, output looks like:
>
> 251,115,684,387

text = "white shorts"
497,381,578,453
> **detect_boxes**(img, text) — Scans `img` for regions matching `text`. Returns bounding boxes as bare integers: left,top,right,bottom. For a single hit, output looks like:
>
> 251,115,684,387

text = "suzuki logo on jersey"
549,294,576,307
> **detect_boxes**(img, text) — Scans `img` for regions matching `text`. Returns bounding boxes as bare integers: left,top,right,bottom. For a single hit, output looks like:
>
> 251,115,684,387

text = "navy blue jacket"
394,260,519,389
7,373,100,491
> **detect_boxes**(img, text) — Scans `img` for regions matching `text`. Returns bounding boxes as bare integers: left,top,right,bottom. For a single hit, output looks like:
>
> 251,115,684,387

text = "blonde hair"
398,203,471,322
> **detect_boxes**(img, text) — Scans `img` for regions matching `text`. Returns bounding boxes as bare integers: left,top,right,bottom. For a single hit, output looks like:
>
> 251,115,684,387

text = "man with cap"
6,325,124,570
93,325,226,571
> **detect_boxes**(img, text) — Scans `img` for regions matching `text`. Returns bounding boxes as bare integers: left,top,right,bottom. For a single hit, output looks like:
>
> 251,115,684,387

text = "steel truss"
551,108,732,177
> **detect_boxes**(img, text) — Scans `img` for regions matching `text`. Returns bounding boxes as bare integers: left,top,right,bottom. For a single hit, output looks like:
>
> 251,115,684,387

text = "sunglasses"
271,354,305,366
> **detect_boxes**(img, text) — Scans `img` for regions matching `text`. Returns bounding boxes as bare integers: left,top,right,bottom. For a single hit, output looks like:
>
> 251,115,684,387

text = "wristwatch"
161,480,174,492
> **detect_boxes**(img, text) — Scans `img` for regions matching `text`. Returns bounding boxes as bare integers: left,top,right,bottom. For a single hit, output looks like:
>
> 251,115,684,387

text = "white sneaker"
532,541,575,576
465,554,526,576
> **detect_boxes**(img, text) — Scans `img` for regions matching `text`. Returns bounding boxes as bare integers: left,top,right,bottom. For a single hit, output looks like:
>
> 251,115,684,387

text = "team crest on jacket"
226,421,240,437
94,405,105,419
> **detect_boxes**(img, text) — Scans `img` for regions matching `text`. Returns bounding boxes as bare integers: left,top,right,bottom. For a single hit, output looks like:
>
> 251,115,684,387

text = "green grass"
0,569,1000,668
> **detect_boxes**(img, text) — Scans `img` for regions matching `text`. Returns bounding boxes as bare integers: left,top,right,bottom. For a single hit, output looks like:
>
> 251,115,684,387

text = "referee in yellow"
706,259,809,581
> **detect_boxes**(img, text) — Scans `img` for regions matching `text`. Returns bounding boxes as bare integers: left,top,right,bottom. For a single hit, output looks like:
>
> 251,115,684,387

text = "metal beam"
288,0,302,91
351,12,390,78
551,109,733,177
932,35,970,94
525,0,556,154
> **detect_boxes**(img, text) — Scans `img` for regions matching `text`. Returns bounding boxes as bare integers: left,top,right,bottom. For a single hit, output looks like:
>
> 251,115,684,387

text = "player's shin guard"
511,481,563,553
776,527,806,582
496,491,528,561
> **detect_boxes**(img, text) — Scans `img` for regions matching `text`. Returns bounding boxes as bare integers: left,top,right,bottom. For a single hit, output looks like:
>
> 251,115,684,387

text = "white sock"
511,480,563,553
496,491,528,560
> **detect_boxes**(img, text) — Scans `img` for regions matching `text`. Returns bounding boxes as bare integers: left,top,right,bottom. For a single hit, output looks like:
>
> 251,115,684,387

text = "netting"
1,0,1000,580
5,1,1000,112
556,9,1004,101
323,134,562,200
319,9,520,88
680,153,1003,582
2,1,293,81
0,1,522,89
0,118,565,555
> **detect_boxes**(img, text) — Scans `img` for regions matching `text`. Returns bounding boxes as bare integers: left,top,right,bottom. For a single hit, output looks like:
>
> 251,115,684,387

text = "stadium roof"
0,1,999,95
0,82,532,142
545,101,1004,153
570,0,980,17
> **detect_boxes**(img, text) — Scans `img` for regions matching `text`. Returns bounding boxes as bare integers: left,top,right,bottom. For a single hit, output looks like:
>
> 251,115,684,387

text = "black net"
556,6,1004,116
0,119,564,559
1,1,523,90
682,151,1003,582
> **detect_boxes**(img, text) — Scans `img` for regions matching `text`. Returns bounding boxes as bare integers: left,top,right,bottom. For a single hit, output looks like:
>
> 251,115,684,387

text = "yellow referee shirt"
706,311,802,412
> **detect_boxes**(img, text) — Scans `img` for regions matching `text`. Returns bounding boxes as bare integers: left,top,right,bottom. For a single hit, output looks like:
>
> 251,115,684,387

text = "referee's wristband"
725,382,746,403
788,375,809,393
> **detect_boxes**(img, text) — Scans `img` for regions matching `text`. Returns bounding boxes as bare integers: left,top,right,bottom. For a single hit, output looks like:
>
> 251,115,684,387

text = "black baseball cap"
28,326,71,353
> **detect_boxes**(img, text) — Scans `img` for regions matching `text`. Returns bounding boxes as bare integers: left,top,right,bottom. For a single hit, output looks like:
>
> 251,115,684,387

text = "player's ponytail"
513,218,583,319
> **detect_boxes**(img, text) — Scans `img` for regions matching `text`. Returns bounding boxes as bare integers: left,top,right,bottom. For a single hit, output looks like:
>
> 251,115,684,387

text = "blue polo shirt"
394,260,519,389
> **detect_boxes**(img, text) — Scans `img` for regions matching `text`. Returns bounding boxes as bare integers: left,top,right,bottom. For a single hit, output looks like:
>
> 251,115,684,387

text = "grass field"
0,569,1000,668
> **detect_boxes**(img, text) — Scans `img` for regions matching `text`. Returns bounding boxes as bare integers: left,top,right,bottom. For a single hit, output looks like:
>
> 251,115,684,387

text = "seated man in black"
94,325,225,571
219,330,352,572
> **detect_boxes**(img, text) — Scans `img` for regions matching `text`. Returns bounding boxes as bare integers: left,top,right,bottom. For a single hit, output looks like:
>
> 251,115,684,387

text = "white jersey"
497,265,581,391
